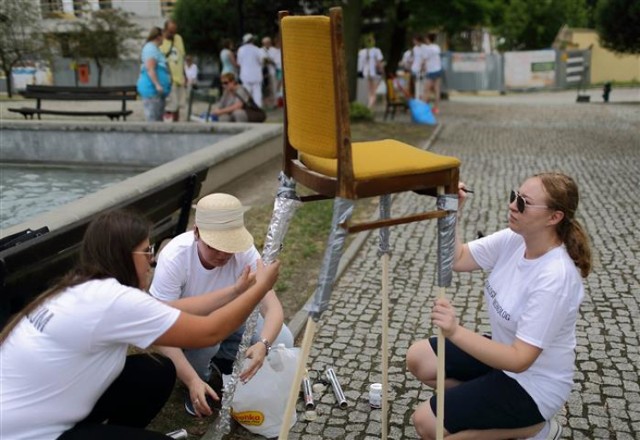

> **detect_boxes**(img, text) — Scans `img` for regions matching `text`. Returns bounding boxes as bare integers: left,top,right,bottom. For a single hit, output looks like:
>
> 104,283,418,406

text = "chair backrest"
386,77,399,102
279,9,350,161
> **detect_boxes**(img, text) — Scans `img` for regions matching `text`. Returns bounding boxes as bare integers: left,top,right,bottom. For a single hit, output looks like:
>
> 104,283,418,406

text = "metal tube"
326,367,347,408
302,374,315,410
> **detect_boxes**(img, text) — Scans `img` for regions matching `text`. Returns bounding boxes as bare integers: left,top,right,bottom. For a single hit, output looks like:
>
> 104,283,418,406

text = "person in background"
407,172,592,440
208,73,251,123
136,27,171,122
410,34,427,100
220,38,239,76
160,19,186,122
0,209,279,439
261,36,280,109
237,33,266,108
423,33,444,115
184,55,199,94
357,34,384,109
150,193,293,417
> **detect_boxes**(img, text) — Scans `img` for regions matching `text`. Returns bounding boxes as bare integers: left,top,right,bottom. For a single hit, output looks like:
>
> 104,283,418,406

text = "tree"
596,0,640,54
493,0,589,51
0,0,49,97
61,8,141,87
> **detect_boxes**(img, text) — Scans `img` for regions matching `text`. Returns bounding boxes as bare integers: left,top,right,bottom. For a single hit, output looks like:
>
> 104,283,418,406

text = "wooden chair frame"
279,8,459,233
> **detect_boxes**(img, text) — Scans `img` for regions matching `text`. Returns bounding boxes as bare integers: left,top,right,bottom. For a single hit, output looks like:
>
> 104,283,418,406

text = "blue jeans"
142,96,165,121
184,315,294,381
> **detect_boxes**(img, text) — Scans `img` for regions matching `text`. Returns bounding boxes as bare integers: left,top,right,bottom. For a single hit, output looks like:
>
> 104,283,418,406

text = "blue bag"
408,99,437,125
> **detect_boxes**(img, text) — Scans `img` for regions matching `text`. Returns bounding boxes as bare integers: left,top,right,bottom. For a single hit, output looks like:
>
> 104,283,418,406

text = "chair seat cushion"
300,139,460,180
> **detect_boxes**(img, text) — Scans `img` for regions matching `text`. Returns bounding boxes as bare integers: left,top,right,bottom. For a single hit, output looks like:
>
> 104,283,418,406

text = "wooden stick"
278,316,317,440
436,185,446,440
381,253,390,440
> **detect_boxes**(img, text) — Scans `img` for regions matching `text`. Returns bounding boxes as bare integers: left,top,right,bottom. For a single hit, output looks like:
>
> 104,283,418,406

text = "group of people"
400,33,444,114
136,19,190,122
136,22,280,124
1,169,591,440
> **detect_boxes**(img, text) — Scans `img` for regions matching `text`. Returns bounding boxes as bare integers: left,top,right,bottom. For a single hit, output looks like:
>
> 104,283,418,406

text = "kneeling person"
150,193,293,417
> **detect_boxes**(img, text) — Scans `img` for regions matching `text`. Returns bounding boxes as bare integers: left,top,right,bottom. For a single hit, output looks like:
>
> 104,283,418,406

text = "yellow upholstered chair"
277,7,459,440
280,8,460,231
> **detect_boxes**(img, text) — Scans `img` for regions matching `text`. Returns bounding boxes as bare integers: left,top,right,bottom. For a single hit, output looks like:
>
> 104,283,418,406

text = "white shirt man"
237,33,266,108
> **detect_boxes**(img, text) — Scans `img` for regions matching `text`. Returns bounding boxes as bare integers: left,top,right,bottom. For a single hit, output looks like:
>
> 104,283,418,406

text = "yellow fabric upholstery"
300,140,461,180
281,16,338,159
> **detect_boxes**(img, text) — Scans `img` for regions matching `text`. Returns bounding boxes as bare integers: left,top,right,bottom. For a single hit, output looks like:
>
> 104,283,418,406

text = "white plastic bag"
225,345,299,438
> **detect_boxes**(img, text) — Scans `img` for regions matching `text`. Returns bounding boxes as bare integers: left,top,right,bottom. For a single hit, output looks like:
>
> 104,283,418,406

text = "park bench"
0,169,208,328
8,85,137,121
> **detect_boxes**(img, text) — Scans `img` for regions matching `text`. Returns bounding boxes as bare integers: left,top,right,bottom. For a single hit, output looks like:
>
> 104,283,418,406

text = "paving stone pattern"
263,98,640,440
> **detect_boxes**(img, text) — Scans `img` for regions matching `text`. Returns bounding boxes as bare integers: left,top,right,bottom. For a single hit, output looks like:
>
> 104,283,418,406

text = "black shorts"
428,336,544,434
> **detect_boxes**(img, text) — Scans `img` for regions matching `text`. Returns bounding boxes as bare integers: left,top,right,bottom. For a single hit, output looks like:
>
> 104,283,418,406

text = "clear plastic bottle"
369,383,382,408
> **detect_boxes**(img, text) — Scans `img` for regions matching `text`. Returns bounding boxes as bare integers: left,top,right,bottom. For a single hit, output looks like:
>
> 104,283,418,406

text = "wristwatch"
261,338,272,355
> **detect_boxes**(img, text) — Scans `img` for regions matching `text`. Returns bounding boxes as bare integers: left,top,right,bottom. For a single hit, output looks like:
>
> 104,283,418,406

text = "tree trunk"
342,0,363,102
95,57,102,87
3,67,14,98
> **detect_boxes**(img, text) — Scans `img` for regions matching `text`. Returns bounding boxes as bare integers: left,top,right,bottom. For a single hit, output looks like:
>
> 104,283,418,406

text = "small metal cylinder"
302,374,315,410
166,428,188,439
326,367,347,408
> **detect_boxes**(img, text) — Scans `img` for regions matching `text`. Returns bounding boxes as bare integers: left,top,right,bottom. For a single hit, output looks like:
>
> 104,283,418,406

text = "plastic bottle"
369,383,382,408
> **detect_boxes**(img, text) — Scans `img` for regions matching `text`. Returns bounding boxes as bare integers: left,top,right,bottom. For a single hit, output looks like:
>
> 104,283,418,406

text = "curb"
286,122,445,339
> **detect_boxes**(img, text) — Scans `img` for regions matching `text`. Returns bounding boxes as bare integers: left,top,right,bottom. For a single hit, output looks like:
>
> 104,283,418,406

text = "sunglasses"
132,246,155,260
510,190,549,213
221,81,230,85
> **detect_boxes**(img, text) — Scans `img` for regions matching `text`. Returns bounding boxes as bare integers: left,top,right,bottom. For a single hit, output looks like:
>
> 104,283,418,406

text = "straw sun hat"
195,194,254,253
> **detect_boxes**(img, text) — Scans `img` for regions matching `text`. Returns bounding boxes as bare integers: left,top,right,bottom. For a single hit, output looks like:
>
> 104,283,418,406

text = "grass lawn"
147,116,437,438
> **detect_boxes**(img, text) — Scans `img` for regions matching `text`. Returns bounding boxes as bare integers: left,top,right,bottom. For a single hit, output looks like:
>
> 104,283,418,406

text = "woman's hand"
431,297,459,338
233,266,256,297
186,376,219,417
457,181,471,211
255,258,280,290
239,341,267,383
155,83,164,95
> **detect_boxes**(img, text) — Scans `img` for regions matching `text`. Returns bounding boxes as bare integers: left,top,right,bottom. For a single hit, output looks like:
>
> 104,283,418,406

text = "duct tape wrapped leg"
278,197,355,440
207,173,302,440
377,194,392,440
435,192,458,440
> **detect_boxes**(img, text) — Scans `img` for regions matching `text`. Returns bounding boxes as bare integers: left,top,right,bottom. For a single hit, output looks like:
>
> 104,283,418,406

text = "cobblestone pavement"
269,95,640,440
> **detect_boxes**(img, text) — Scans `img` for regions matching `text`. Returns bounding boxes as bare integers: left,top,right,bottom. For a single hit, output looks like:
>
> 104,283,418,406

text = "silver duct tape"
437,194,458,287
305,198,354,318
377,194,391,256
212,175,302,439
326,367,348,408
210,308,260,439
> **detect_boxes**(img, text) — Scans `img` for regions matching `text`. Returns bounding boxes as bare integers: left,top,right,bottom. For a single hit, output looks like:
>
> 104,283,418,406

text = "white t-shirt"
263,46,281,75
411,43,427,75
237,43,266,84
185,63,198,85
357,47,384,78
0,278,179,440
424,43,442,73
150,231,260,301
468,228,584,419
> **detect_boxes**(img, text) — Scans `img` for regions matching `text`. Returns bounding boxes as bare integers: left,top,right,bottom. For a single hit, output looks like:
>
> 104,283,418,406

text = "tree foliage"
60,8,141,86
596,0,640,54
0,0,49,97
494,0,589,51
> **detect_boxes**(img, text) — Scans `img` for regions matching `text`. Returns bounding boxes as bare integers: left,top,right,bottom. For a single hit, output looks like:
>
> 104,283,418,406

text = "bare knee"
412,401,437,440
407,339,437,383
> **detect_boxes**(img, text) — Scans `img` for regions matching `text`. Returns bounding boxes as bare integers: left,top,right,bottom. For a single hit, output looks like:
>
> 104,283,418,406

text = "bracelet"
260,338,271,355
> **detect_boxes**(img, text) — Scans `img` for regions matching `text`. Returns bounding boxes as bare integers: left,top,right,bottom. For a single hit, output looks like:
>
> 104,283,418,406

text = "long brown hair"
0,210,151,343
537,172,592,278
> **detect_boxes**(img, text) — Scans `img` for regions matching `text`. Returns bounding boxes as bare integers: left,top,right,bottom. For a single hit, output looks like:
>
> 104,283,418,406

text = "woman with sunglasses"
0,209,280,440
210,72,251,122
407,172,592,440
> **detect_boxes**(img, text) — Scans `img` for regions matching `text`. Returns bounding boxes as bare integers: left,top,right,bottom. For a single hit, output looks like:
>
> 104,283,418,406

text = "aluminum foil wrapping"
305,197,354,319
210,173,302,440
377,195,391,257
436,194,458,287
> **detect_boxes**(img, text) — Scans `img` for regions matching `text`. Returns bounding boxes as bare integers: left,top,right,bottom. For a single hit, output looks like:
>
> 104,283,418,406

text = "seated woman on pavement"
407,172,592,440
209,72,251,122
150,193,294,418
0,209,279,440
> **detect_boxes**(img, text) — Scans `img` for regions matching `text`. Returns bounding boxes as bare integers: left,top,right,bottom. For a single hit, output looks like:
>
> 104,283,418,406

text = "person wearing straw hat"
407,172,592,440
150,193,293,418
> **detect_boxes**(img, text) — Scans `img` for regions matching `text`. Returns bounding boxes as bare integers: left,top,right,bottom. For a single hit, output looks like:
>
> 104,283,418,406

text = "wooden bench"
0,169,208,328
8,85,137,121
